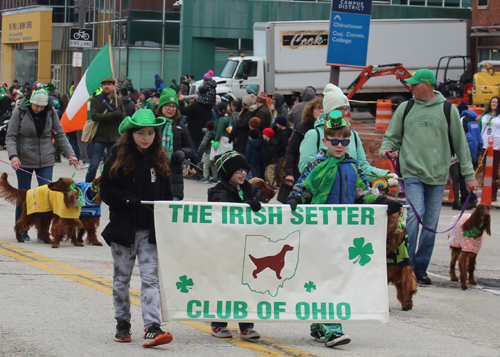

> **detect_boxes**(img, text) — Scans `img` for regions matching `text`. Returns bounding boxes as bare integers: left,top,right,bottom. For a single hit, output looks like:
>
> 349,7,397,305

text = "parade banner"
154,202,389,323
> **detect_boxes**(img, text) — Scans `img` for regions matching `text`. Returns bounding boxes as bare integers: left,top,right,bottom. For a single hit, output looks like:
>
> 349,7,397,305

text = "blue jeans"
85,141,116,182
15,166,53,224
404,177,445,276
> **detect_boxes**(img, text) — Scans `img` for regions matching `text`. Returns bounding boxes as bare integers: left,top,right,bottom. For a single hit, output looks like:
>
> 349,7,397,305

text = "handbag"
81,120,99,143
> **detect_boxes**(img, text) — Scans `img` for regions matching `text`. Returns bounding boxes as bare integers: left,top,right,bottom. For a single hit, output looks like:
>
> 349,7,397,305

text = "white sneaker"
211,326,232,338
240,328,260,340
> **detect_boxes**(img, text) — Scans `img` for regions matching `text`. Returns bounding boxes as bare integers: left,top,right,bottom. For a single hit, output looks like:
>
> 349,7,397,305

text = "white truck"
200,19,469,107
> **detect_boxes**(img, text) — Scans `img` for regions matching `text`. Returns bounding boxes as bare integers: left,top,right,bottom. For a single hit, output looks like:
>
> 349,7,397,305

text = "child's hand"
247,199,261,212
288,196,301,211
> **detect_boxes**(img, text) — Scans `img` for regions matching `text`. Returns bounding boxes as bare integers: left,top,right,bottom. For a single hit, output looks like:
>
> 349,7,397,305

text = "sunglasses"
326,138,350,147
234,168,249,174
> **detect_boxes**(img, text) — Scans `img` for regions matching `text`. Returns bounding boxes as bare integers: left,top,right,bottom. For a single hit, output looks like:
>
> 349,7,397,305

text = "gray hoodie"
287,86,316,127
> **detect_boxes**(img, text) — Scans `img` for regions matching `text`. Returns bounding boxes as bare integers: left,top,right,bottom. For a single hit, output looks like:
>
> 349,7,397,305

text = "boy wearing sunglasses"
287,110,402,348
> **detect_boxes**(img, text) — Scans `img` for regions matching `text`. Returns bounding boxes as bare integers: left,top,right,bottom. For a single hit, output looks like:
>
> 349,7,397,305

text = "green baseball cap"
404,68,436,85
118,109,166,135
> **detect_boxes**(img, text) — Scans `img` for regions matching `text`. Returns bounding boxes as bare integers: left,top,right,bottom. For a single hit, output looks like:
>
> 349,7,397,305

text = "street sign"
72,52,83,67
327,0,372,68
69,28,93,48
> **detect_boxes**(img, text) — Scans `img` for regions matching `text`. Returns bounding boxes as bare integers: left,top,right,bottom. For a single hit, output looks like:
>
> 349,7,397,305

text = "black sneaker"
142,324,173,347
416,274,432,285
325,332,351,347
114,320,132,342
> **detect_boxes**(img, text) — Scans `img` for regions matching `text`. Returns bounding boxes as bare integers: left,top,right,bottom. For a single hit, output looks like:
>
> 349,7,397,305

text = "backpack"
462,116,483,161
401,98,454,156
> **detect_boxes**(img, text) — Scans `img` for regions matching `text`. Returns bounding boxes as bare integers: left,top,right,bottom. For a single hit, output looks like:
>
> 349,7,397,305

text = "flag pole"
108,35,117,105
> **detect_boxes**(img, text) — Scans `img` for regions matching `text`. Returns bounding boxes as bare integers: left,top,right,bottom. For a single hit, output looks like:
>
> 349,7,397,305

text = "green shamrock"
348,237,374,266
304,281,316,293
176,275,194,293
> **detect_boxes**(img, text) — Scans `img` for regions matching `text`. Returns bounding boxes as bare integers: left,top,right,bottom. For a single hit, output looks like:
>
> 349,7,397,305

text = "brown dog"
386,208,418,311
448,203,491,290
0,172,83,248
249,244,294,279
248,177,276,203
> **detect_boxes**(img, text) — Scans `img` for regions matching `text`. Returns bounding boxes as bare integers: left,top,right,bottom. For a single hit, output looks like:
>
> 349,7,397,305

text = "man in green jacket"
379,68,477,285
85,78,126,182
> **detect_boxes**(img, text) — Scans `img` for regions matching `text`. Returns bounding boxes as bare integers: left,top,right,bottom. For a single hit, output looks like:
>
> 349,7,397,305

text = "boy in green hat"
288,110,402,348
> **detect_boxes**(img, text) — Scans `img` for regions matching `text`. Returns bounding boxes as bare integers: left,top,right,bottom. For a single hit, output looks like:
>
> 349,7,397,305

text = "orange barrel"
375,100,392,131
481,141,494,205
469,105,483,118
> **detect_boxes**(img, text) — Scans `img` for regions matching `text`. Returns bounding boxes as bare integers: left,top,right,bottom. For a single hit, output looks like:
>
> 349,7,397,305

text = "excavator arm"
344,63,413,99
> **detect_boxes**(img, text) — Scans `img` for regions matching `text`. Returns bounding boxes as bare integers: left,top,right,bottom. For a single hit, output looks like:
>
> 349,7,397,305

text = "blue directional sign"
327,0,372,68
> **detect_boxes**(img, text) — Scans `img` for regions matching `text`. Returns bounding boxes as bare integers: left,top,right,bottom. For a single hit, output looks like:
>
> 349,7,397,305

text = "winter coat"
90,94,126,143
197,80,217,106
231,109,253,154
253,104,272,132
299,114,391,182
198,129,216,155
155,74,165,91
461,110,483,161
273,94,289,118
380,91,475,185
120,95,136,117
284,121,315,181
214,114,231,141
170,121,196,200
290,150,378,205
6,101,75,169
180,101,212,141
287,86,316,127
245,138,265,165
273,125,292,158
208,179,260,203
100,148,173,248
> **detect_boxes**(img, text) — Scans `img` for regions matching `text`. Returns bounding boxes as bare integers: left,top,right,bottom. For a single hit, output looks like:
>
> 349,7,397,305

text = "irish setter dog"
248,177,276,203
0,172,83,248
386,208,418,311
448,203,491,290
249,244,294,279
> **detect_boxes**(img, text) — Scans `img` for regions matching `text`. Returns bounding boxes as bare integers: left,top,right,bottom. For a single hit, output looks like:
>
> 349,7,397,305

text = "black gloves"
375,196,402,216
288,196,301,211
112,108,122,120
124,196,141,208
171,150,186,163
247,199,261,212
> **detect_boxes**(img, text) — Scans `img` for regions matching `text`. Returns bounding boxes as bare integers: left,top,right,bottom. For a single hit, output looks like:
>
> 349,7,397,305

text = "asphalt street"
0,149,499,357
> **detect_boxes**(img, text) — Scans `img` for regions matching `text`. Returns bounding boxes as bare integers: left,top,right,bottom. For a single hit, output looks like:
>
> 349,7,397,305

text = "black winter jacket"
100,148,173,248
170,121,196,200
284,121,315,181
207,180,260,203
231,109,254,154
180,101,212,141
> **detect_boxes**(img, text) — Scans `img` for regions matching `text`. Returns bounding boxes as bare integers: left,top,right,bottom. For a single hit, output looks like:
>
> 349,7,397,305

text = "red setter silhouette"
249,244,294,279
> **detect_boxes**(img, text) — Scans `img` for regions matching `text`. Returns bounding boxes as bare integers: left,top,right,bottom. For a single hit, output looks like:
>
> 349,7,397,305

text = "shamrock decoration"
176,275,194,293
348,237,374,266
304,281,316,293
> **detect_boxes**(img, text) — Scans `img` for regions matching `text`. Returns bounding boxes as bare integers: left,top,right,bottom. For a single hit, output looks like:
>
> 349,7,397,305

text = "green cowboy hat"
118,109,166,135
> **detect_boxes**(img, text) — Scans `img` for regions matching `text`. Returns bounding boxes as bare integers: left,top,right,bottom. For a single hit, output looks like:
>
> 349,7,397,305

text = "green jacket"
141,98,154,110
379,91,474,185
298,115,391,182
214,114,231,141
90,94,126,143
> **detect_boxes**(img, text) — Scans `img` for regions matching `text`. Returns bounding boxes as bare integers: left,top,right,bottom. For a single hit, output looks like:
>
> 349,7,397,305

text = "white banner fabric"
154,202,389,323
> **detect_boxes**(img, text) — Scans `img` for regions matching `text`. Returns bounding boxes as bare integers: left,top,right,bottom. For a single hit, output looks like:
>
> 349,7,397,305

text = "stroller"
0,111,11,149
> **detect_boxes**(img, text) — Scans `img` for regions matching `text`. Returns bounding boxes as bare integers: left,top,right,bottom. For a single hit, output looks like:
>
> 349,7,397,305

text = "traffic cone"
448,182,455,203
375,100,392,131
480,144,494,205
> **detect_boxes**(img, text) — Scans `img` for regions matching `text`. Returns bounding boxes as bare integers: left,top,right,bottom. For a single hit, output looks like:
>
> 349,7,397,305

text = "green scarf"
162,118,174,159
302,155,344,204
463,221,484,238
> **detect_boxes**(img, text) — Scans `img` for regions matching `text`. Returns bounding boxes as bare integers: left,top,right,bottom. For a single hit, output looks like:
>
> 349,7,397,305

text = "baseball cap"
404,69,436,85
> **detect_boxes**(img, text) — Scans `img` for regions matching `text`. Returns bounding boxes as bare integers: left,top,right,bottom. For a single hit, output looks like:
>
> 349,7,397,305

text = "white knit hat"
27,88,49,106
323,83,350,113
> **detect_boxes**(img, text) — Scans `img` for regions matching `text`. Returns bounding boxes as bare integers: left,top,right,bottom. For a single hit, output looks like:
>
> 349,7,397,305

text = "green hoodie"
298,114,391,182
379,91,474,185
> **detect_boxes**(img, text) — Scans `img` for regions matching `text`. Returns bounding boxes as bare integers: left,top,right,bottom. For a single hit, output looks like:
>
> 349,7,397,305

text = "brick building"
471,0,500,65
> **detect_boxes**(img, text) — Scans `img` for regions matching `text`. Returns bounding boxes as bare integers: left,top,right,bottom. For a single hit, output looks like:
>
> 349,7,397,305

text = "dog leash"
389,157,470,234
0,158,84,184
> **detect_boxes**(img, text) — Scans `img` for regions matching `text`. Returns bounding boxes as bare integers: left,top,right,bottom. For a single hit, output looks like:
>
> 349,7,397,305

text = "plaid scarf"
161,118,174,159
302,155,344,204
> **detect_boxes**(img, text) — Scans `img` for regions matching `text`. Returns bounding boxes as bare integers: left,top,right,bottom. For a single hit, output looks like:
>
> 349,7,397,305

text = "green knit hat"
158,88,178,108
326,110,347,129
118,109,166,135
25,88,49,106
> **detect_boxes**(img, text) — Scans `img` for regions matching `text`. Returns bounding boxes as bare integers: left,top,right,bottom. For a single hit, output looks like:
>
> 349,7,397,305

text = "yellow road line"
0,241,318,357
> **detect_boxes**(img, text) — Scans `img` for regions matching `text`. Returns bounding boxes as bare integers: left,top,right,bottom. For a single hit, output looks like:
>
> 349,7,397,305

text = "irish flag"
60,43,114,133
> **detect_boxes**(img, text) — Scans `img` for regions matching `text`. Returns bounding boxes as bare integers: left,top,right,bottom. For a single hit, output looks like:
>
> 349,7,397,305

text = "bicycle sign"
69,28,93,48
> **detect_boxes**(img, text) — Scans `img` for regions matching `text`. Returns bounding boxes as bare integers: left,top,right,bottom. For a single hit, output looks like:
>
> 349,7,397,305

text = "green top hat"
118,109,166,135
326,110,347,129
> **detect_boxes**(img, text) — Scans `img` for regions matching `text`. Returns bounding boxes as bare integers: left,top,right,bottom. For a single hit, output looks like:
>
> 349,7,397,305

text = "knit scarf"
302,155,344,204
463,221,484,238
162,118,174,159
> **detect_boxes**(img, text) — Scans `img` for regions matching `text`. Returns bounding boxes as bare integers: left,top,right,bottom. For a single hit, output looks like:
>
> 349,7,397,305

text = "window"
478,0,488,7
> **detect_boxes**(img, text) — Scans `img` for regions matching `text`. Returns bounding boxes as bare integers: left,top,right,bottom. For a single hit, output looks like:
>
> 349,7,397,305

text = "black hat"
249,129,259,140
215,150,251,182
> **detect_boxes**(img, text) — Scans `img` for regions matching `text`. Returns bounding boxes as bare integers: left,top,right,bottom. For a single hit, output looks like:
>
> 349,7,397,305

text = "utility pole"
73,0,86,87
